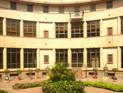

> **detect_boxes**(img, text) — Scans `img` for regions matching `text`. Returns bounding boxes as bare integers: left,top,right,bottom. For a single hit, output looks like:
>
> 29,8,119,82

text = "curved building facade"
0,0,123,78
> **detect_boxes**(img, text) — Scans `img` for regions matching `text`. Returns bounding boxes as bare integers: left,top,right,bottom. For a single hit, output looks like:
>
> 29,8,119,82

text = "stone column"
117,17,121,35
36,21,40,38
20,48,24,70
20,20,24,37
3,48,7,70
3,18,6,36
68,49,72,68
37,48,40,68
83,21,87,37
53,22,56,38
117,47,121,70
83,48,87,69
68,22,71,38
100,48,103,70
100,19,103,36
52,49,56,67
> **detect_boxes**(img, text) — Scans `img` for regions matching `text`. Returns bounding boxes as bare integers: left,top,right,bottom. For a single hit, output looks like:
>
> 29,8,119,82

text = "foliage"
35,68,40,73
28,69,33,76
93,68,98,75
48,64,75,82
112,68,118,72
83,81,123,92
16,69,22,75
0,90,8,93
13,81,43,89
4,69,10,75
42,80,85,93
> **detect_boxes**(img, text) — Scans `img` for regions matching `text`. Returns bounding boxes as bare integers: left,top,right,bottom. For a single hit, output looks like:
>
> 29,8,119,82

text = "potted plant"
28,69,33,80
4,69,10,81
112,68,118,80
16,69,22,80
35,68,40,79
93,68,98,79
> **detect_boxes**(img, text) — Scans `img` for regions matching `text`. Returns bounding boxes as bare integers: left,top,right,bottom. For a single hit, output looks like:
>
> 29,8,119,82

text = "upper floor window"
27,5,33,12
90,4,96,12
121,17,123,34
24,21,36,37
87,20,100,37
56,23,68,38
11,2,16,10
0,18,3,35
7,19,20,36
59,7,64,13
44,30,49,38
43,5,49,13
107,0,113,9
107,54,113,64
74,6,80,12
0,48,3,69
44,55,49,64
71,22,83,38
107,27,113,36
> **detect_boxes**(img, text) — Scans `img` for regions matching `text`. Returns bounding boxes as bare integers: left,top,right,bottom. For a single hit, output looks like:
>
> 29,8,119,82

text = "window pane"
0,18,3,35
107,0,113,9
0,48,3,69
11,2,16,10
59,7,64,13
43,6,49,13
90,4,96,11
27,5,33,12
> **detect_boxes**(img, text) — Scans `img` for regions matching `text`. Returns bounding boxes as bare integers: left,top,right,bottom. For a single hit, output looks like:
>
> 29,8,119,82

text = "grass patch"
83,81,123,92
0,90,8,93
13,81,43,89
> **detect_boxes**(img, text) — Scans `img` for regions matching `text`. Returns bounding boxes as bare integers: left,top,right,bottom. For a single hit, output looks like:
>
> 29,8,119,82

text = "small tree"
48,63,75,82
16,69,22,80
112,68,118,77
35,68,40,79
93,68,98,79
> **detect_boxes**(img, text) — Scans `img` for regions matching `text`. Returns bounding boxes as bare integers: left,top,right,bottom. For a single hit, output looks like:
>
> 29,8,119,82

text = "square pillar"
3,48,7,70
68,22,71,38
68,49,72,68
20,20,24,37
83,21,87,37
37,48,40,68
20,48,24,70
117,17,121,35
100,48,103,70
100,19,103,36
53,22,56,38
36,21,40,38
83,48,87,69
117,47,121,70
3,18,6,36
52,49,56,67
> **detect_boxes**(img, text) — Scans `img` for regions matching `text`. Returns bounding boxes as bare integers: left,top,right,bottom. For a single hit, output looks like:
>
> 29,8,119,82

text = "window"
56,49,68,66
87,48,100,68
0,48,3,69
7,48,20,69
44,55,49,64
87,20,100,37
43,6,49,13
24,49,37,68
71,22,83,38
24,21,36,37
90,4,96,11
0,18,3,35
107,27,113,36
121,17,123,34
107,54,113,64
11,2,16,10
7,19,20,36
56,23,68,38
71,49,83,67
107,0,113,9
27,5,33,12
59,7,64,13
44,30,49,38
121,47,123,68
74,6,80,16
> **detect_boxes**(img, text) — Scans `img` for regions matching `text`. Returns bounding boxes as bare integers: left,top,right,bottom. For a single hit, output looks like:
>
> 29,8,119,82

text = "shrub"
4,69,10,75
83,81,123,92
35,68,40,73
42,80,85,93
13,81,43,89
16,69,22,75
28,69,33,76
93,68,98,76
48,64,75,81
0,90,8,93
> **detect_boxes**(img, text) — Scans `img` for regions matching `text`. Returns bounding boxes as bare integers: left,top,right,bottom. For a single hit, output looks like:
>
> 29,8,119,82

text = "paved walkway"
0,77,123,93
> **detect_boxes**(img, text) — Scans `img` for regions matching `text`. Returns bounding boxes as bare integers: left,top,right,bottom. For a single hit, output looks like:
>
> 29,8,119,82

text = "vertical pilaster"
68,49,71,68
20,48,24,70
3,48,7,70
83,21,87,37
100,19,103,36
68,22,71,38
53,49,56,67
83,48,87,69
20,20,23,37
36,21,40,38
3,18,6,36
37,48,40,68
100,48,103,70
117,17,121,35
53,22,56,38
117,47,121,70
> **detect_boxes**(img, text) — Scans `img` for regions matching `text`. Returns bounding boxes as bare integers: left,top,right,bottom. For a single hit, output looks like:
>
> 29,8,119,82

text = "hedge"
83,81,123,92
42,80,85,93
13,81,43,89
0,90,8,93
